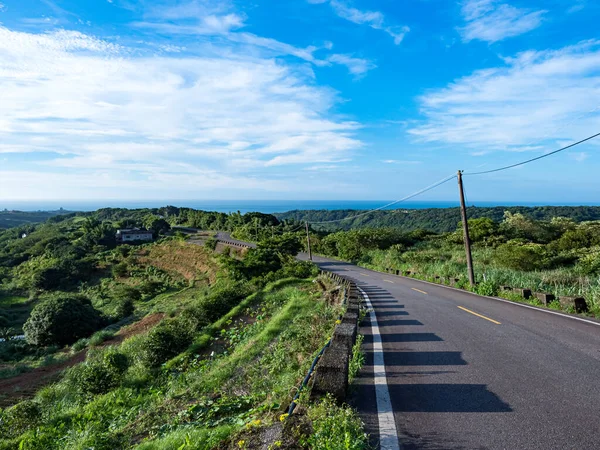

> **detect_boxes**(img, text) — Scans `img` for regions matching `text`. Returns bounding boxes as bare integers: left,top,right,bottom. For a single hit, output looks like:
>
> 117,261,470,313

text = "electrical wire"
466,131,600,176
309,173,458,225
463,105,600,175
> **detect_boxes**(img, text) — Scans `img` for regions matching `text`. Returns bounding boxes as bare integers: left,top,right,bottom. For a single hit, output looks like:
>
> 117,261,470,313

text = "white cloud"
381,160,421,164
409,40,600,152
133,13,245,35
314,0,409,45
459,0,546,43
571,152,588,162
132,2,369,75
0,3,6,12
567,1,586,14
0,26,362,199
327,54,376,76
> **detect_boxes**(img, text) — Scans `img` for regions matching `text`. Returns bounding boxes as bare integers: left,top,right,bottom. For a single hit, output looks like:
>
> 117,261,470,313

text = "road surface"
308,255,600,450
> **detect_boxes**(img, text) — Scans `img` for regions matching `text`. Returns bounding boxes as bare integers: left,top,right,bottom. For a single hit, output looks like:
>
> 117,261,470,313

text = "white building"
116,228,153,243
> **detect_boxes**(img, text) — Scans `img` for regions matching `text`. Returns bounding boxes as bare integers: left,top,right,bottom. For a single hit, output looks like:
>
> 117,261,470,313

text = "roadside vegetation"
307,212,600,317
0,207,369,449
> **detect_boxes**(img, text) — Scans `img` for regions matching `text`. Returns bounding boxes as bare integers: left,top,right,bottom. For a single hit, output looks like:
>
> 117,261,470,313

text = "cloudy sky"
0,0,599,203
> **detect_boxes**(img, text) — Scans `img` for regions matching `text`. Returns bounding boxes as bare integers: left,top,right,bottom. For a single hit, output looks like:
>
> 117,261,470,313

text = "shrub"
112,262,129,278
112,285,141,302
89,330,115,347
281,260,319,279
475,279,499,297
115,298,135,319
306,397,369,450
23,296,104,346
494,243,550,271
71,338,89,352
0,400,41,438
142,321,192,367
70,349,129,397
178,305,211,334
204,238,218,251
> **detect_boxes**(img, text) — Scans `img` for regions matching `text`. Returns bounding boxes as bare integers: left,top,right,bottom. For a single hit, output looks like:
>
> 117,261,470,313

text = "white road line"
358,286,401,450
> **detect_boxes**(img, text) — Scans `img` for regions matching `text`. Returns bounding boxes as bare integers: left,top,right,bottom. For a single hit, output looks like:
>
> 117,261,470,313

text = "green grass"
305,397,370,450
89,330,116,347
0,277,367,450
363,246,600,318
0,294,29,308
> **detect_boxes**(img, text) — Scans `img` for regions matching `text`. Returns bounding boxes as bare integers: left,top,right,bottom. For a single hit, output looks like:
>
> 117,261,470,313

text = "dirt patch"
0,313,165,408
136,240,217,283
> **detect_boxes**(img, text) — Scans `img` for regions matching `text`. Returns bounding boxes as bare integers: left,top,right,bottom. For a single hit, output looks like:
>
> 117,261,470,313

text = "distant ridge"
275,206,600,233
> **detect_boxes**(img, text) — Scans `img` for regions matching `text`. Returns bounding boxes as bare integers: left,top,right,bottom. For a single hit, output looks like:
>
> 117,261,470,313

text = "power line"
466,132,600,176
309,173,458,225
463,105,600,175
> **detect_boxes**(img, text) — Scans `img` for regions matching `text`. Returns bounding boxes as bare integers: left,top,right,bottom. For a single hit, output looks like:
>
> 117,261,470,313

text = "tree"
257,233,303,256
460,218,496,242
24,296,104,346
143,215,171,237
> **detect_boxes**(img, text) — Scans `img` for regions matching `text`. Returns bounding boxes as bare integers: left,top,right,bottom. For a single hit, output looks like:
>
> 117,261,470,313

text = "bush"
475,279,499,297
71,338,89,352
306,397,369,449
0,400,41,438
111,262,129,278
178,305,211,334
200,284,250,322
142,321,192,367
70,349,129,397
112,285,141,302
281,260,319,279
89,330,115,347
23,296,104,346
204,238,218,251
115,298,135,319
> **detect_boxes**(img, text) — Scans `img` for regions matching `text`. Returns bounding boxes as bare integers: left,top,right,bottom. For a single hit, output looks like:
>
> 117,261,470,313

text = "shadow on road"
381,332,444,342
388,384,512,413
372,311,410,317
377,319,424,327
383,351,467,366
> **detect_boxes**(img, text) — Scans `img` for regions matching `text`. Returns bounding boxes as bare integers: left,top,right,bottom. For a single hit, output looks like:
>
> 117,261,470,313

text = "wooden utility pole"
457,170,475,286
305,221,313,261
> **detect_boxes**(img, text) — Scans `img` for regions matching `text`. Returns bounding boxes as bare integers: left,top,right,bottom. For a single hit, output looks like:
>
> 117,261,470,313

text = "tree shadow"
381,333,443,342
383,351,467,366
376,319,424,327
388,384,512,413
374,311,410,317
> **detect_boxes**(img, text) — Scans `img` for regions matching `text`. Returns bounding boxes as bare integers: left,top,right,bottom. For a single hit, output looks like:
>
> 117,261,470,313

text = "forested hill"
275,206,600,233
0,210,74,229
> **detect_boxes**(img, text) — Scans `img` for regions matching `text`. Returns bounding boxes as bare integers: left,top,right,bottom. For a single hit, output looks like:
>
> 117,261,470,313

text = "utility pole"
305,221,313,261
457,170,475,286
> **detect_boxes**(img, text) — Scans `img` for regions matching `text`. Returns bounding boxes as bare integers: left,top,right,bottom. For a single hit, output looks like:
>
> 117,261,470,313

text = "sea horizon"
3,200,600,215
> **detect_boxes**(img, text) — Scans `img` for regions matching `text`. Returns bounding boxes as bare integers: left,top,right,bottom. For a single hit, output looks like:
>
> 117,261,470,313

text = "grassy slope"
0,278,369,450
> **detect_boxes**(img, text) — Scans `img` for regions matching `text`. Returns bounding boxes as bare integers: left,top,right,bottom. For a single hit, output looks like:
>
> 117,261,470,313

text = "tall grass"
364,246,600,317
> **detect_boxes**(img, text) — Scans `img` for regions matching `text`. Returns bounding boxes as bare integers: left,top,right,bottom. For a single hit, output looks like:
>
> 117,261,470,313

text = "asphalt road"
308,255,600,450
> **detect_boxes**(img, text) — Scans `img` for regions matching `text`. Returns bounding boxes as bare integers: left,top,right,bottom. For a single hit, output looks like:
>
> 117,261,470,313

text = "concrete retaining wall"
311,271,362,403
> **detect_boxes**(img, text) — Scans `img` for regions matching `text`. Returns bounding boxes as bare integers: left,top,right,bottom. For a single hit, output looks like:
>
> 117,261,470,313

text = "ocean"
3,200,600,214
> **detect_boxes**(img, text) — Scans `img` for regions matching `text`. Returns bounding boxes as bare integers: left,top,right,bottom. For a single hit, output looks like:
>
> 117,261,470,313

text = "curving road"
306,255,600,450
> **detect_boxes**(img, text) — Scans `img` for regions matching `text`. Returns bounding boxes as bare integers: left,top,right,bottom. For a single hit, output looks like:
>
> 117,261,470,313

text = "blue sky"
0,0,599,203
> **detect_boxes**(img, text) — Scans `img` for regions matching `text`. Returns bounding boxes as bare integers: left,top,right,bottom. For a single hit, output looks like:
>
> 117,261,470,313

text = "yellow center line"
458,306,501,325
360,272,371,277
411,288,428,295
383,279,394,284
